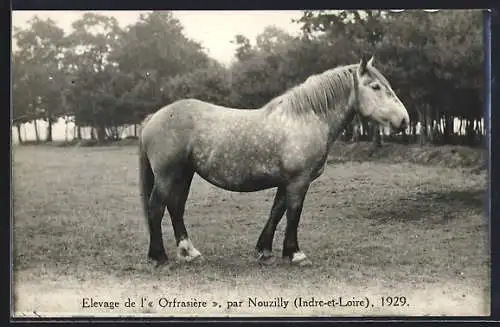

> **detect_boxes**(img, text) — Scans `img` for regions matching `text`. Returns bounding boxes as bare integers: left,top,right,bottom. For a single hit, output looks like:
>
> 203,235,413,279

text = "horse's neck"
316,69,357,148
267,67,357,148
325,105,356,148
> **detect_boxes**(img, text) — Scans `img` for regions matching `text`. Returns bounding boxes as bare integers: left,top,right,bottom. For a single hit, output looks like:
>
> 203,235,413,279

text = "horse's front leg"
282,179,312,266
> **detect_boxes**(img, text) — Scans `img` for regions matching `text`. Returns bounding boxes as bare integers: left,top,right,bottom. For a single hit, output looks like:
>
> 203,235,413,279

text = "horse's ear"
358,55,369,76
367,56,375,67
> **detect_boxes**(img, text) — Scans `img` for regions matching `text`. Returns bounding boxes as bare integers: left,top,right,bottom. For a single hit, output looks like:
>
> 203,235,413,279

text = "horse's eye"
371,84,381,91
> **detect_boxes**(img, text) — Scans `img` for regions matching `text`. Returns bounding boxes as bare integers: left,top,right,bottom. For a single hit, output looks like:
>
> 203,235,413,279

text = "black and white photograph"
11,9,489,317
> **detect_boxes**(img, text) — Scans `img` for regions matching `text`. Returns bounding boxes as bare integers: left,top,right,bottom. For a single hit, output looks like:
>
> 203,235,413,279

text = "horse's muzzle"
392,117,409,134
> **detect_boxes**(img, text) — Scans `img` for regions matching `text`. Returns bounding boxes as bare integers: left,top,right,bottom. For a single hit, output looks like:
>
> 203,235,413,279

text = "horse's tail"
138,117,155,233
139,144,154,232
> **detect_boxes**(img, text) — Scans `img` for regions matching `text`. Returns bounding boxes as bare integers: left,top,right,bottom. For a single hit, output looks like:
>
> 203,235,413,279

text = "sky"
12,10,304,66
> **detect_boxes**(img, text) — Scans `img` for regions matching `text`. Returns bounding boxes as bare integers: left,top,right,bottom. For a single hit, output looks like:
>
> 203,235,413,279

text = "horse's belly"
193,158,283,192
200,175,281,192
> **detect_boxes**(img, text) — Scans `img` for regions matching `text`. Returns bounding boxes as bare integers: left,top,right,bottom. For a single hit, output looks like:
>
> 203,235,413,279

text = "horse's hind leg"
165,167,203,263
147,183,168,265
255,186,286,263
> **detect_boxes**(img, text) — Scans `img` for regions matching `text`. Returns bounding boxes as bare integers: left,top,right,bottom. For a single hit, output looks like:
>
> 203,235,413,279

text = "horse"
139,55,410,267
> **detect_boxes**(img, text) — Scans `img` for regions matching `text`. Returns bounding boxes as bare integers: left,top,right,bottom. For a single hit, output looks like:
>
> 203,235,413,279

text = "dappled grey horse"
139,55,410,267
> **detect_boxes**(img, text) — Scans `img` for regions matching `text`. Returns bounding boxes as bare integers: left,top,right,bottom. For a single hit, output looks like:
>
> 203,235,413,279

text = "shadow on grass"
367,188,486,225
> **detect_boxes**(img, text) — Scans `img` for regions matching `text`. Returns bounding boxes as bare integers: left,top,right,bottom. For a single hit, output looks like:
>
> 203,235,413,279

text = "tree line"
12,10,484,146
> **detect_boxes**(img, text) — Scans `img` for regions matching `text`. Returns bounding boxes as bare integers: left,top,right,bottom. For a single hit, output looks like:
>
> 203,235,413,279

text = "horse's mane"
265,63,391,119
264,64,359,117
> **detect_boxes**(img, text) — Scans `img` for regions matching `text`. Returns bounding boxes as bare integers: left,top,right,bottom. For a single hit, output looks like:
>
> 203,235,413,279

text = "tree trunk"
465,119,474,145
133,124,137,138
352,122,360,143
33,119,40,142
22,124,28,142
372,124,382,148
361,119,369,140
443,114,453,144
46,117,53,142
344,123,352,142
112,126,120,140
426,105,433,144
16,124,23,144
65,118,69,142
475,119,482,145
411,120,417,143
479,119,483,141
418,110,427,146
433,109,440,143
401,123,408,144
77,125,82,140
96,125,106,143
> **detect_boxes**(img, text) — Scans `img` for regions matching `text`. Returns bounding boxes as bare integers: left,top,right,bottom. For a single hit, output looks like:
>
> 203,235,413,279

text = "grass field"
12,145,489,317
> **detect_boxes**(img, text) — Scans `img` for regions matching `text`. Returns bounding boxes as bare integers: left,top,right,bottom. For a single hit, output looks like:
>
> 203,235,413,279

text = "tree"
162,61,232,106
427,10,483,144
231,34,256,61
112,11,209,77
255,26,294,55
229,26,297,108
12,54,31,143
13,16,67,142
110,11,212,121
230,52,284,108
295,9,484,146
65,12,123,142
376,10,483,145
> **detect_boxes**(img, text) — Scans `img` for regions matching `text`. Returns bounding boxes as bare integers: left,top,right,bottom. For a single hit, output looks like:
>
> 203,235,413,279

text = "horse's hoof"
288,252,312,267
188,254,205,264
256,251,275,265
178,252,205,264
154,259,168,268
294,258,313,267
177,239,204,264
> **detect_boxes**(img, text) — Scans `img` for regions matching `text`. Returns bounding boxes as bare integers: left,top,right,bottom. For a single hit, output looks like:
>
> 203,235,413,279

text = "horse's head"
353,55,410,133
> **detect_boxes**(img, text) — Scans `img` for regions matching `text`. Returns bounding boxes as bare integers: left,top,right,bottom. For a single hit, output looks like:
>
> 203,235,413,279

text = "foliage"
294,9,484,144
162,61,232,106
11,10,484,146
12,16,67,141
